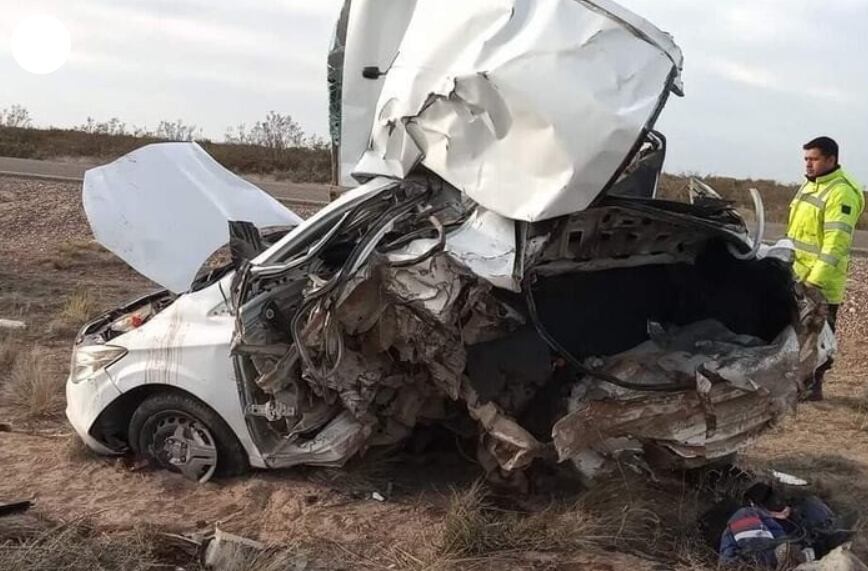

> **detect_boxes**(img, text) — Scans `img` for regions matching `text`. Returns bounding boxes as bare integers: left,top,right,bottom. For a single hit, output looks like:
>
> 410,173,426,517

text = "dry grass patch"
0,332,21,373
0,512,316,571
48,288,99,338
64,432,96,462
0,517,198,571
42,239,119,271
0,291,33,324
205,541,309,571
429,476,706,568
59,288,98,324
56,239,103,256
1,346,63,418
415,465,771,570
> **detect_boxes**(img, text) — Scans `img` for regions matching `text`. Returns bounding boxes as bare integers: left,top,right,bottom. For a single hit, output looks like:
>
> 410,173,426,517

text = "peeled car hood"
83,143,302,293
337,0,683,222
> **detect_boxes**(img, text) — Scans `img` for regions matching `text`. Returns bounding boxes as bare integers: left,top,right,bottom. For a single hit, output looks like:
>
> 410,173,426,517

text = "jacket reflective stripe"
792,181,847,209
794,194,825,208
792,239,821,254
819,181,845,200
819,253,840,266
733,529,776,542
825,221,854,233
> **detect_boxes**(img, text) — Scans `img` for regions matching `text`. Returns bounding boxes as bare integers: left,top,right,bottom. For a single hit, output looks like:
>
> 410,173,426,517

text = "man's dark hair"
744,482,787,511
803,136,839,161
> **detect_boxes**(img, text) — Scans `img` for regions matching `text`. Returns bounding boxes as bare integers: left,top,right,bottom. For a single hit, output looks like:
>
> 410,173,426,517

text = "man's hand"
768,506,792,520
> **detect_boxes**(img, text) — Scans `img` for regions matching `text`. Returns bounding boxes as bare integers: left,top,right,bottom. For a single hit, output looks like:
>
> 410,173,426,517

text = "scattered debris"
0,319,26,330
0,500,33,517
202,527,266,569
773,470,810,487
795,544,868,571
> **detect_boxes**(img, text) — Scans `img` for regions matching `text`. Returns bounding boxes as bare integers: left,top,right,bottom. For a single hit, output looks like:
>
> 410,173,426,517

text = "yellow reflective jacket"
787,167,865,304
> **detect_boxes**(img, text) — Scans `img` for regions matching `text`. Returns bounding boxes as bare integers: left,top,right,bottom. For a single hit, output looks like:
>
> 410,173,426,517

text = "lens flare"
12,15,71,75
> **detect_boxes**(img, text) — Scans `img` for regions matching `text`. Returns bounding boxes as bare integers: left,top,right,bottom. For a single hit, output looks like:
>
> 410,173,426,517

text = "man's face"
804,148,837,178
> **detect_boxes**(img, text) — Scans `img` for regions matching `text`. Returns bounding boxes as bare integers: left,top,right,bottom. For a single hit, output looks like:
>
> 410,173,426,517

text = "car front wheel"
129,392,248,483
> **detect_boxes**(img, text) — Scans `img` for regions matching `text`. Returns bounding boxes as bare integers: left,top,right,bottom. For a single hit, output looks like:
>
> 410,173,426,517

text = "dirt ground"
1,175,867,570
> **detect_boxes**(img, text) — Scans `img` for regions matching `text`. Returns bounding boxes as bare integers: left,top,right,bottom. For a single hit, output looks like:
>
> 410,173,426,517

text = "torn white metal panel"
251,176,398,267
265,410,373,468
551,320,805,472
345,0,683,222
816,323,837,370
794,545,868,571
338,0,419,187
574,0,684,94
388,207,519,291
758,238,796,264
83,143,301,293
463,383,544,473
381,255,469,325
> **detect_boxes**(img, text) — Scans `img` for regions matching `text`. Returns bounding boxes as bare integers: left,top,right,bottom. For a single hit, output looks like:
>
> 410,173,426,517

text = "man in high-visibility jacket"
787,136,865,400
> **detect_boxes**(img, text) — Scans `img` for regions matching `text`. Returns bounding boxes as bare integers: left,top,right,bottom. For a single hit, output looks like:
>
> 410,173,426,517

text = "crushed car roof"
333,0,683,222
83,143,301,293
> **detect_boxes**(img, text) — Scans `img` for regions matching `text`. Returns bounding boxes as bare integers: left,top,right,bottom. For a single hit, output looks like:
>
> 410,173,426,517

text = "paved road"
0,156,335,206
2,155,866,251
0,156,95,181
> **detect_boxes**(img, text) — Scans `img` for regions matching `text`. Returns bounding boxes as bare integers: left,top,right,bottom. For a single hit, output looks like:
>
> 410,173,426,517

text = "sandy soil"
1,175,867,569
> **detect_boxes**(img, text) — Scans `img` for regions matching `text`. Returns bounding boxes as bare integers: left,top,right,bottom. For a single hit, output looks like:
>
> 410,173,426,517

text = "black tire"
129,391,248,481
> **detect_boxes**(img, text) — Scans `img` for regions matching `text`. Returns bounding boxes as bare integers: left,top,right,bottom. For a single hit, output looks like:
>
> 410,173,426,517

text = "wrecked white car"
67,0,834,485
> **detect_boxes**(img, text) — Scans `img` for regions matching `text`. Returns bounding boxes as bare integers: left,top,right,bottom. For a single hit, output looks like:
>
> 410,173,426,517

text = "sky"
1,0,867,185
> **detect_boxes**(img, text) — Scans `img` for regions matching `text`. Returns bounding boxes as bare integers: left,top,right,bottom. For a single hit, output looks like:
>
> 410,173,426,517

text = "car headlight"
70,345,128,384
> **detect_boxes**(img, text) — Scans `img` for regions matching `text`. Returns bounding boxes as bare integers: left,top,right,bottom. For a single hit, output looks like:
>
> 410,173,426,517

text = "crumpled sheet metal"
388,207,520,291
552,318,821,476
298,253,524,458
267,410,372,468
296,259,828,478
345,0,683,222
462,383,544,473
796,283,838,383
325,252,541,474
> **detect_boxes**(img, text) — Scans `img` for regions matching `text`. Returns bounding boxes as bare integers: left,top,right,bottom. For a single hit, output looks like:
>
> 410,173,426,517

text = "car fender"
105,282,266,468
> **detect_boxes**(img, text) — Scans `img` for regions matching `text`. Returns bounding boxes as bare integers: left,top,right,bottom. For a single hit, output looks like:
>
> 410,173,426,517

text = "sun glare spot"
12,14,71,75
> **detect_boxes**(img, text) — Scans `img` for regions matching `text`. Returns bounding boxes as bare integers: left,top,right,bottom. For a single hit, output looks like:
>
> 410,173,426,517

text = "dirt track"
2,175,868,569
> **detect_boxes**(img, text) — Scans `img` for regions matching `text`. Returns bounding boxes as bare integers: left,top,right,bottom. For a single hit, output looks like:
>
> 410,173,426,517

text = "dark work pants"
828,304,839,332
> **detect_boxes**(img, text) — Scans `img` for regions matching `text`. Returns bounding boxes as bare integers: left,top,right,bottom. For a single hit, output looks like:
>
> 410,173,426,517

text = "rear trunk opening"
468,240,801,481
534,242,795,353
